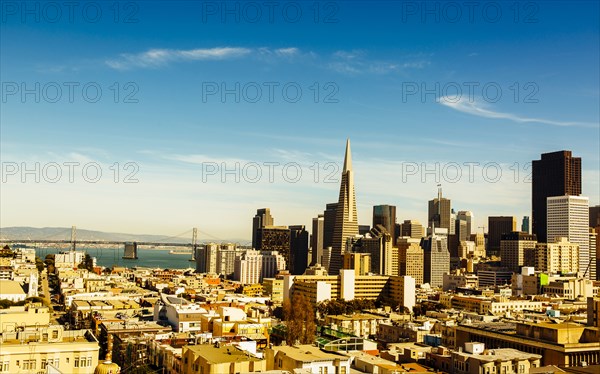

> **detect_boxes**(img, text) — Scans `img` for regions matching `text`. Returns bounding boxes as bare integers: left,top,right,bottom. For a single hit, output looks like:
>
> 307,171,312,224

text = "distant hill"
0,227,248,244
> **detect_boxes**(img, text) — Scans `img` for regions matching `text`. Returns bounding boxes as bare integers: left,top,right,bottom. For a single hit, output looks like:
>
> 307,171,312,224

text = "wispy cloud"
328,50,430,75
106,47,253,70
440,96,598,128
105,46,431,74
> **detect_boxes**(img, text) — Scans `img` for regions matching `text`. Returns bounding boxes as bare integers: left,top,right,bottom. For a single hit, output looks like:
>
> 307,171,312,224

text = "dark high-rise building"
358,225,371,236
522,216,530,234
532,150,581,243
400,220,425,239
352,224,394,275
330,139,359,275
255,226,291,269
488,216,517,256
289,225,309,275
252,208,274,249
428,187,451,232
311,214,324,266
500,231,537,273
373,205,397,245
590,205,600,228
323,202,338,249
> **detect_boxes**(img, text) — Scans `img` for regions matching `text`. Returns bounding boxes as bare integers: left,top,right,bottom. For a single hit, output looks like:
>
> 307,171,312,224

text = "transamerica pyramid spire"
343,138,352,172
328,138,359,275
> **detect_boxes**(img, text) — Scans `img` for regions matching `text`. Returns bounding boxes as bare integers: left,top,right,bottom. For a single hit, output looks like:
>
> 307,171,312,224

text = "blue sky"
1,1,599,241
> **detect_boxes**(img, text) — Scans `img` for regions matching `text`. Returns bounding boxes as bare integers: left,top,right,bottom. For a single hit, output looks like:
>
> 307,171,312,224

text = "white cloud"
440,96,598,128
106,47,253,70
328,50,430,75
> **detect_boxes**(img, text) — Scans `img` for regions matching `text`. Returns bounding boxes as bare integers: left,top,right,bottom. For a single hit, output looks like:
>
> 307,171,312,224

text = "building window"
22,360,36,370
74,357,80,367
0,361,9,372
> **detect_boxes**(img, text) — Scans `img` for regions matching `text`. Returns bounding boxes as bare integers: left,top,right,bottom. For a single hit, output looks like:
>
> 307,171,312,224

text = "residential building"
266,345,352,373
0,325,99,373
182,344,266,374
234,250,286,284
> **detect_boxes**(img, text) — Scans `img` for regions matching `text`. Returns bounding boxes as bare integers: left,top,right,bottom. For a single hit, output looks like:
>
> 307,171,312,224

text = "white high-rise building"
234,250,286,284
547,195,590,277
457,211,474,236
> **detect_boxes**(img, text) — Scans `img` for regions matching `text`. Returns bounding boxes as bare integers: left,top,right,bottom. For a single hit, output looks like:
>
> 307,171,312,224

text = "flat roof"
328,313,387,321
273,345,345,362
185,345,263,363
454,348,541,362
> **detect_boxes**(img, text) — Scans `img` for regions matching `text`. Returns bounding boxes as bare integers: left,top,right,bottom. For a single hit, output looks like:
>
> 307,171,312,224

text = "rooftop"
0,280,25,295
453,348,541,362
272,345,346,363
184,344,263,363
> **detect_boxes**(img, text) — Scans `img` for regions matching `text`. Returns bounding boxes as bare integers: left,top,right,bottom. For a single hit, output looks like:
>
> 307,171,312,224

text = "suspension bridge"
0,226,231,261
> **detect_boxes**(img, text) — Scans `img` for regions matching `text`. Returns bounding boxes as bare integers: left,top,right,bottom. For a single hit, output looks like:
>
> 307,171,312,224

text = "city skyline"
2,142,597,243
1,2,599,239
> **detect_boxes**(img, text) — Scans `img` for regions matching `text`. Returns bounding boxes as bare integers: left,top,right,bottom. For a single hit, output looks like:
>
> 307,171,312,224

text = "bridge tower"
71,225,76,251
190,228,198,262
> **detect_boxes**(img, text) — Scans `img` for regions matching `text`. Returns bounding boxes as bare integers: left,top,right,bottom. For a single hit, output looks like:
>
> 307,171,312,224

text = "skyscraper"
421,233,450,288
487,216,517,257
532,151,581,243
590,228,598,281
323,202,338,249
289,225,309,275
330,139,359,275
535,237,579,274
522,216,530,234
252,208,274,249
400,220,425,239
449,216,469,261
311,214,324,266
457,211,474,237
547,195,589,277
196,243,218,274
428,187,451,232
373,205,397,245
255,226,291,270
397,237,424,284
352,224,394,275
590,205,600,227
500,231,537,273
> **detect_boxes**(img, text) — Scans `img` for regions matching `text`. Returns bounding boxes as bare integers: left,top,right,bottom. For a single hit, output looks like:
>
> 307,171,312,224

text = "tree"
35,256,45,272
283,294,315,345
78,254,94,271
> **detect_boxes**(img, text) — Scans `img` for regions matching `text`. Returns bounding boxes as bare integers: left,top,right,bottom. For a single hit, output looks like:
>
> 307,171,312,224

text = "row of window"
73,357,94,368
0,356,92,372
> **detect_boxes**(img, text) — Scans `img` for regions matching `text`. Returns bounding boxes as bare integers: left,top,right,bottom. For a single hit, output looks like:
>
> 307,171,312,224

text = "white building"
535,237,579,274
216,244,244,277
234,250,285,284
547,195,589,277
54,250,86,269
